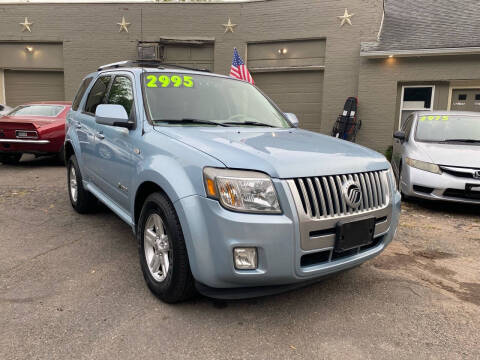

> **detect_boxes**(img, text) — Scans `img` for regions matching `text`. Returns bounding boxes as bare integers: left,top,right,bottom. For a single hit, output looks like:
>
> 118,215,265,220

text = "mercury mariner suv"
65,60,401,303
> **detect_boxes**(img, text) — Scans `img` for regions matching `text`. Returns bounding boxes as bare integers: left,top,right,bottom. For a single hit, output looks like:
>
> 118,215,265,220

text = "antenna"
140,7,146,136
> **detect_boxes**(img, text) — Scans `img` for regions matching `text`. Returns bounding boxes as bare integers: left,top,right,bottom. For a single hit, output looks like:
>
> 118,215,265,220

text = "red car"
0,101,71,164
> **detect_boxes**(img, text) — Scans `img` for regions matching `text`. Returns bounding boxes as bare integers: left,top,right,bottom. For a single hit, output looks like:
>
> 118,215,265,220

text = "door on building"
4,70,64,107
450,89,480,112
253,71,324,132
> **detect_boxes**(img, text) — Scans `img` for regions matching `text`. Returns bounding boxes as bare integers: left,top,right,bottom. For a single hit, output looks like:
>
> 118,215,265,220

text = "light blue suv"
65,60,401,303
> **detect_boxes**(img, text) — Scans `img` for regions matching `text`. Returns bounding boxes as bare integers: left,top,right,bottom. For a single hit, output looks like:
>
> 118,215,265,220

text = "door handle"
96,132,105,140
73,120,82,129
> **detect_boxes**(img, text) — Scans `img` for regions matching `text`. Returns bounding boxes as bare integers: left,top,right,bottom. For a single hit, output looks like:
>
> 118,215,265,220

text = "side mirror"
393,130,406,141
95,104,133,129
284,113,299,128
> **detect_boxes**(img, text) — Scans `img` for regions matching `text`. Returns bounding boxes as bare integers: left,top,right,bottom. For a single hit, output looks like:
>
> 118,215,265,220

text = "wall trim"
361,47,480,58
250,65,325,73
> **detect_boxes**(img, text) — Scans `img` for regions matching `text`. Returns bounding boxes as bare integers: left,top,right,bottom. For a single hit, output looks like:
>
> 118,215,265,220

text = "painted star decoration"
337,8,354,26
222,18,237,33
19,17,33,32
117,16,131,33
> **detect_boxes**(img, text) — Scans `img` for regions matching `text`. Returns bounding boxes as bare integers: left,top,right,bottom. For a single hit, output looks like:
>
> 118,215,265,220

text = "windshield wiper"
153,118,231,127
222,121,276,128
441,139,480,144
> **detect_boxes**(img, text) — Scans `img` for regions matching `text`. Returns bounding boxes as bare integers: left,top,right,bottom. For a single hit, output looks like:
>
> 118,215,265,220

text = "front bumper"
174,179,401,296
402,166,480,204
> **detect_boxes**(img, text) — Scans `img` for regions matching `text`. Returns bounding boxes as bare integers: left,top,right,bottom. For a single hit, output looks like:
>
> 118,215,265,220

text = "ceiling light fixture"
25,46,34,53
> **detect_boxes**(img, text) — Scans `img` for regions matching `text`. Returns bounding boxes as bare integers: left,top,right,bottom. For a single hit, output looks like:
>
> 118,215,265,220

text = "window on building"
107,76,134,116
84,76,112,115
399,85,434,129
475,94,480,101
458,94,467,101
72,77,93,111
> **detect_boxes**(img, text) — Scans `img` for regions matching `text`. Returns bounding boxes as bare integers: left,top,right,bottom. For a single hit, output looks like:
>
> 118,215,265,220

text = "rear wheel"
137,192,195,303
67,155,97,213
57,145,66,165
0,153,22,165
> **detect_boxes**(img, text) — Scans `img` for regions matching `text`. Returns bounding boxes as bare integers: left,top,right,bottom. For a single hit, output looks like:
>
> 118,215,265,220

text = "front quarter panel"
131,127,225,213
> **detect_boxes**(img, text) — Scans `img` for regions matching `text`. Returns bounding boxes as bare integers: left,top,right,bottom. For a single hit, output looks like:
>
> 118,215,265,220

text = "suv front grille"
291,170,389,219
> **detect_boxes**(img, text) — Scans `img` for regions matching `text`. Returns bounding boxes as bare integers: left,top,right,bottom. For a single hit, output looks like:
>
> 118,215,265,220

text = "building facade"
1,0,479,153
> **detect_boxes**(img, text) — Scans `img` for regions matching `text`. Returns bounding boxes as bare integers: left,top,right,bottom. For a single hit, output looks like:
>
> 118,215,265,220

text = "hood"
0,115,61,128
416,142,480,168
155,127,388,178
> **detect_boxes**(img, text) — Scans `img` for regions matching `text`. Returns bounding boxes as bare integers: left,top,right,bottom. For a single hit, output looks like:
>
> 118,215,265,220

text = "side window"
107,76,134,117
71,77,93,111
84,76,111,115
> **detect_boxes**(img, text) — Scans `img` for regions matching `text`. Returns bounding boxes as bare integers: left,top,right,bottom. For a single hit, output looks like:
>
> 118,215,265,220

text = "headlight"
203,167,281,213
405,158,441,175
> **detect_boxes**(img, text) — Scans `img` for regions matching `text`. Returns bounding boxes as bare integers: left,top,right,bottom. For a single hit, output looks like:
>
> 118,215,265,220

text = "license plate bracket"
335,218,375,253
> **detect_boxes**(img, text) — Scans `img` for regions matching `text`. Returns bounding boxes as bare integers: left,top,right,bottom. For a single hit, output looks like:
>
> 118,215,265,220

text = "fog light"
233,248,257,270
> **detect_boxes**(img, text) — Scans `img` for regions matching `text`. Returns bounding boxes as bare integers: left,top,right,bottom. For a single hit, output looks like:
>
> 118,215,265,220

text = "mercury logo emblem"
474,170,480,180
342,180,362,209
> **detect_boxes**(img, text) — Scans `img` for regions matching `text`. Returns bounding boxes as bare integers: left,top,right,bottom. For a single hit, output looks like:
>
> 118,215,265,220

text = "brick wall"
0,0,384,136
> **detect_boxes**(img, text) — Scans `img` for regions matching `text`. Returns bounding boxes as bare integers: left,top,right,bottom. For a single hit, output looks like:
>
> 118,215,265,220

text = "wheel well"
134,182,166,227
64,141,75,162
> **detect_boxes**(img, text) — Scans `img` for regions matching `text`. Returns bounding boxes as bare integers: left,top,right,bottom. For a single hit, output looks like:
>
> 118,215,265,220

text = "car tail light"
16,130,38,139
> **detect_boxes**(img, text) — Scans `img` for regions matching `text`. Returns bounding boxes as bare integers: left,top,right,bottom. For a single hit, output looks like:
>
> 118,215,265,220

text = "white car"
392,111,480,204
0,104,12,116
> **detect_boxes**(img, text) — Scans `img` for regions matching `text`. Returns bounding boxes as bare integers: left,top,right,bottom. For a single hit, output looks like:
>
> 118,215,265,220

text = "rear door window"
84,75,112,115
72,77,93,111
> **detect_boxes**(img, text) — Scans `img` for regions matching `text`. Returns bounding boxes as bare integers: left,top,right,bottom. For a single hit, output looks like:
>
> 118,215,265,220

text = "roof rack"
97,59,211,73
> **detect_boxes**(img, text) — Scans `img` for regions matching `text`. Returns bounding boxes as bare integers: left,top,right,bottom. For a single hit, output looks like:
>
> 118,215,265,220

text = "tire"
397,163,410,201
67,155,97,213
0,153,22,165
57,145,66,165
137,192,195,303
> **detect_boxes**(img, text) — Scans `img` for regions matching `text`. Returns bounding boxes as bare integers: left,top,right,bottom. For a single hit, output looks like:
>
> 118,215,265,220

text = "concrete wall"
0,0,384,134
358,54,480,152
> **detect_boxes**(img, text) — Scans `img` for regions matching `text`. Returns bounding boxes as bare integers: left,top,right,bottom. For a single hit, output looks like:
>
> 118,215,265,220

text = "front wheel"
0,153,22,165
67,155,97,213
137,192,195,303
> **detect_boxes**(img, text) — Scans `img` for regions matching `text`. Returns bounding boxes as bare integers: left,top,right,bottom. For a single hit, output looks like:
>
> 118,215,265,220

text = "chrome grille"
291,170,390,219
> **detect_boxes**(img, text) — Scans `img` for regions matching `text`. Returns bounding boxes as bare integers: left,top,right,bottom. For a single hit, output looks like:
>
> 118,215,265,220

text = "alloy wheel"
144,213,171,282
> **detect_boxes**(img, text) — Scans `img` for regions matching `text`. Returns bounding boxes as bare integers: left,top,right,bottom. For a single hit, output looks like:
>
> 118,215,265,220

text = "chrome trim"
288,170,392,251
0,139,50,144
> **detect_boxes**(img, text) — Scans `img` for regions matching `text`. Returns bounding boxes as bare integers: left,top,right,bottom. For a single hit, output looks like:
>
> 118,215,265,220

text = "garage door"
450,88,480,112
253,71,323,132
5,70,65,107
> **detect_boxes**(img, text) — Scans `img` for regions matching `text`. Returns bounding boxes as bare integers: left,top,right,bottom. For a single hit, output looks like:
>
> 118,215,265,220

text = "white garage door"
5,70,65,107
253,71,324,132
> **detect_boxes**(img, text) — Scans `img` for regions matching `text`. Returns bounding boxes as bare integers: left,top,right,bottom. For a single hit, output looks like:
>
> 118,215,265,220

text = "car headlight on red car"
15,130,38,139
203,167,281,213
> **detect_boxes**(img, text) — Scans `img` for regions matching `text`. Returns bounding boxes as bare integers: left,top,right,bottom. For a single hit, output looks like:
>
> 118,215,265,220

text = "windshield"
143,72,291,128
415,114,480,142
8,105,65,117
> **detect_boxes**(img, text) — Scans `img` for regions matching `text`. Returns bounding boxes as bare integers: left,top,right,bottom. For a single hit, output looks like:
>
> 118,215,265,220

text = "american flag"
230,48,254,84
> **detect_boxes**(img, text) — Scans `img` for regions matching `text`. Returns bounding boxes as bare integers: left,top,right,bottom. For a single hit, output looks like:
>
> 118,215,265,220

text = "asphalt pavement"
1,155,479,360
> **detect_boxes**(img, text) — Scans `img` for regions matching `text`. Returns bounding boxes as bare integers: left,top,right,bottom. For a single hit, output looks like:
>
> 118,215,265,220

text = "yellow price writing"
420,115,449,122
146,75,194,88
